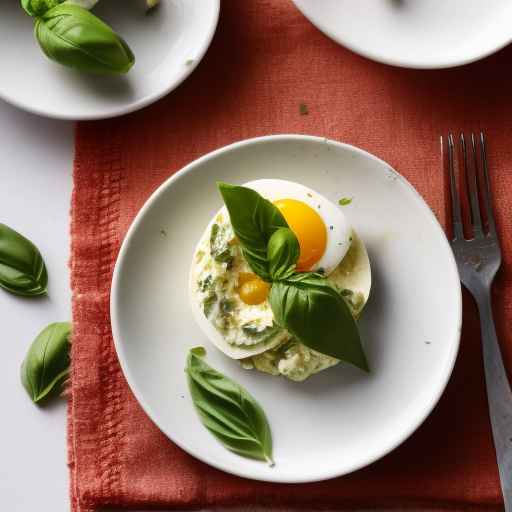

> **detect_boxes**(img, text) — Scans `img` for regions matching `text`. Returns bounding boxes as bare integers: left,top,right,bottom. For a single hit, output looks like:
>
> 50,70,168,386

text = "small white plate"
292,0,512,69
111,135,461,483
0,1,219,120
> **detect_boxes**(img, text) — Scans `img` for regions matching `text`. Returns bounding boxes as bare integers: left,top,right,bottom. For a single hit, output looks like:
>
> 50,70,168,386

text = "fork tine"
461,133,483,237
446,134,463,240
479,132,497,237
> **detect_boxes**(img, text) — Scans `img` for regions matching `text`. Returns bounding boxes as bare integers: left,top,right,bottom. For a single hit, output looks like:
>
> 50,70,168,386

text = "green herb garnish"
267,228,299,280
186,349,274,465
29,3,135,74
269,274,368,371
198,275,213,293
338,197,353,206
217,183,369,372
242,323,281,343
218,182,292,281
209,223,234,268
0,223,48,297
21,322,71,404
203,291,217,317
219,298,234,315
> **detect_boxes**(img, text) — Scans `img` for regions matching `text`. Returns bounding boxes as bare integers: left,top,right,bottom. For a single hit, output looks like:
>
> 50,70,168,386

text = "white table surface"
0,100,73,512
0,99,197,512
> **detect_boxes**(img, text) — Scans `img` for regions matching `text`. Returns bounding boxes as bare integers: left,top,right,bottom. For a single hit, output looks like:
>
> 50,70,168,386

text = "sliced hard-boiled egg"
188,179,371,361
244,179,352,276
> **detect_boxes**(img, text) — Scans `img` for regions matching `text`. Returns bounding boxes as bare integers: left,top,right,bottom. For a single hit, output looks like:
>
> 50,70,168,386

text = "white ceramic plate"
111,135,462,482
0,0,219,120
292,0,512,69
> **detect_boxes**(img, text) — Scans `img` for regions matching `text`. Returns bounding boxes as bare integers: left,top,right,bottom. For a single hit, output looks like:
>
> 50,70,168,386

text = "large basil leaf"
0,223,48,297
21,322,71,404
267,227,299,280
35,4,135,75
187,349,274,464
218,183,289,281
269,274,369,372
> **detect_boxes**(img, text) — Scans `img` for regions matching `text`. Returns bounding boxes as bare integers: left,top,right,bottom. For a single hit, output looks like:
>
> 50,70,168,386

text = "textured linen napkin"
69,1,512,510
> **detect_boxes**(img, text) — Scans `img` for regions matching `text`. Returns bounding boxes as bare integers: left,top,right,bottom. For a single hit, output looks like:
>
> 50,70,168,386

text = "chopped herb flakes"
198,275,213,293
219,298,234,315
203,292,217,317
210,223,234,268
338,197,353,206
299,102,309,115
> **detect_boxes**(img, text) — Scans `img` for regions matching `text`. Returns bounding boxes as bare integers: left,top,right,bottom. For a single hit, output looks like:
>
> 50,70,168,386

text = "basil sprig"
218,182,290,281
218,183,369,372
187,348,274,464
21,322,71,404
0,223,48,297
269,274,369,371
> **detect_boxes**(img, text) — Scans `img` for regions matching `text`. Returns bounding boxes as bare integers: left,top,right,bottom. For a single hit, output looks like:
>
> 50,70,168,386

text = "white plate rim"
0,0,220,121
291,0,512,69
110,134,462,482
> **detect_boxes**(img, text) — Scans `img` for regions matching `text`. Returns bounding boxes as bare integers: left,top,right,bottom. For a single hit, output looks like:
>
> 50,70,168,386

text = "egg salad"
189,179,371,382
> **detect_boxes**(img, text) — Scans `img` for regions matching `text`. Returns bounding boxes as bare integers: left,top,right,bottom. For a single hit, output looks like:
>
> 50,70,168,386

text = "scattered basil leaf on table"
35,4,135,75
267,227,299,281
186,348,274,465
269,274,369,372
0,223,48,297
21,322,72,404
217,182,289,281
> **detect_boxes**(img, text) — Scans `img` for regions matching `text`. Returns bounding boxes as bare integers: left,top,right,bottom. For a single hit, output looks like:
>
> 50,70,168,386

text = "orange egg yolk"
237,272,270,305
273,198,327,271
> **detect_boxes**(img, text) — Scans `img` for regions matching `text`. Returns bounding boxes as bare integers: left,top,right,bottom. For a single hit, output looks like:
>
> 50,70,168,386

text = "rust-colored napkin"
69,1,512,510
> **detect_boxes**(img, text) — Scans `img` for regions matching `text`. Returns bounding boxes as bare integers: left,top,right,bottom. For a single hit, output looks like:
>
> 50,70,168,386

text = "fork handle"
477,290,512,510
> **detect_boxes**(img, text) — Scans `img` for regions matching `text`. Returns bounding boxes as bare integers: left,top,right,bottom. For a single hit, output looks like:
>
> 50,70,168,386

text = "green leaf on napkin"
21,322,72,404
186,348,274,465
0,223,48,297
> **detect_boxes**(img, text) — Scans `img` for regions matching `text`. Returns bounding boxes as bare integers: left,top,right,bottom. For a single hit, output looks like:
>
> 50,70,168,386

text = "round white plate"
0,0,219,120
111,135,462,482
292,0,512,69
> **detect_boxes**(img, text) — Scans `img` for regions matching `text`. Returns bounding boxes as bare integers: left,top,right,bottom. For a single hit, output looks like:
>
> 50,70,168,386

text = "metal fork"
443,132,512,510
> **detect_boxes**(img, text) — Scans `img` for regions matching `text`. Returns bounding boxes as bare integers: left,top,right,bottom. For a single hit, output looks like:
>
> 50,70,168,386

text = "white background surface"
0,100,73,512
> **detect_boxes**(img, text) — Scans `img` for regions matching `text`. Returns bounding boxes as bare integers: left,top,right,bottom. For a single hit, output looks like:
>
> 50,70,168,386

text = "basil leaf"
186,349,274,465
35,4,135,75
218,183,289,281
21,322,71,404
269,274,369,372
21,0,63,17
0,223,48,297
267,227,299,280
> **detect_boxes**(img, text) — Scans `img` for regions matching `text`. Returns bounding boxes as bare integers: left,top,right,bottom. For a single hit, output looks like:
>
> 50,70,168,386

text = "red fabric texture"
69,1,512,510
